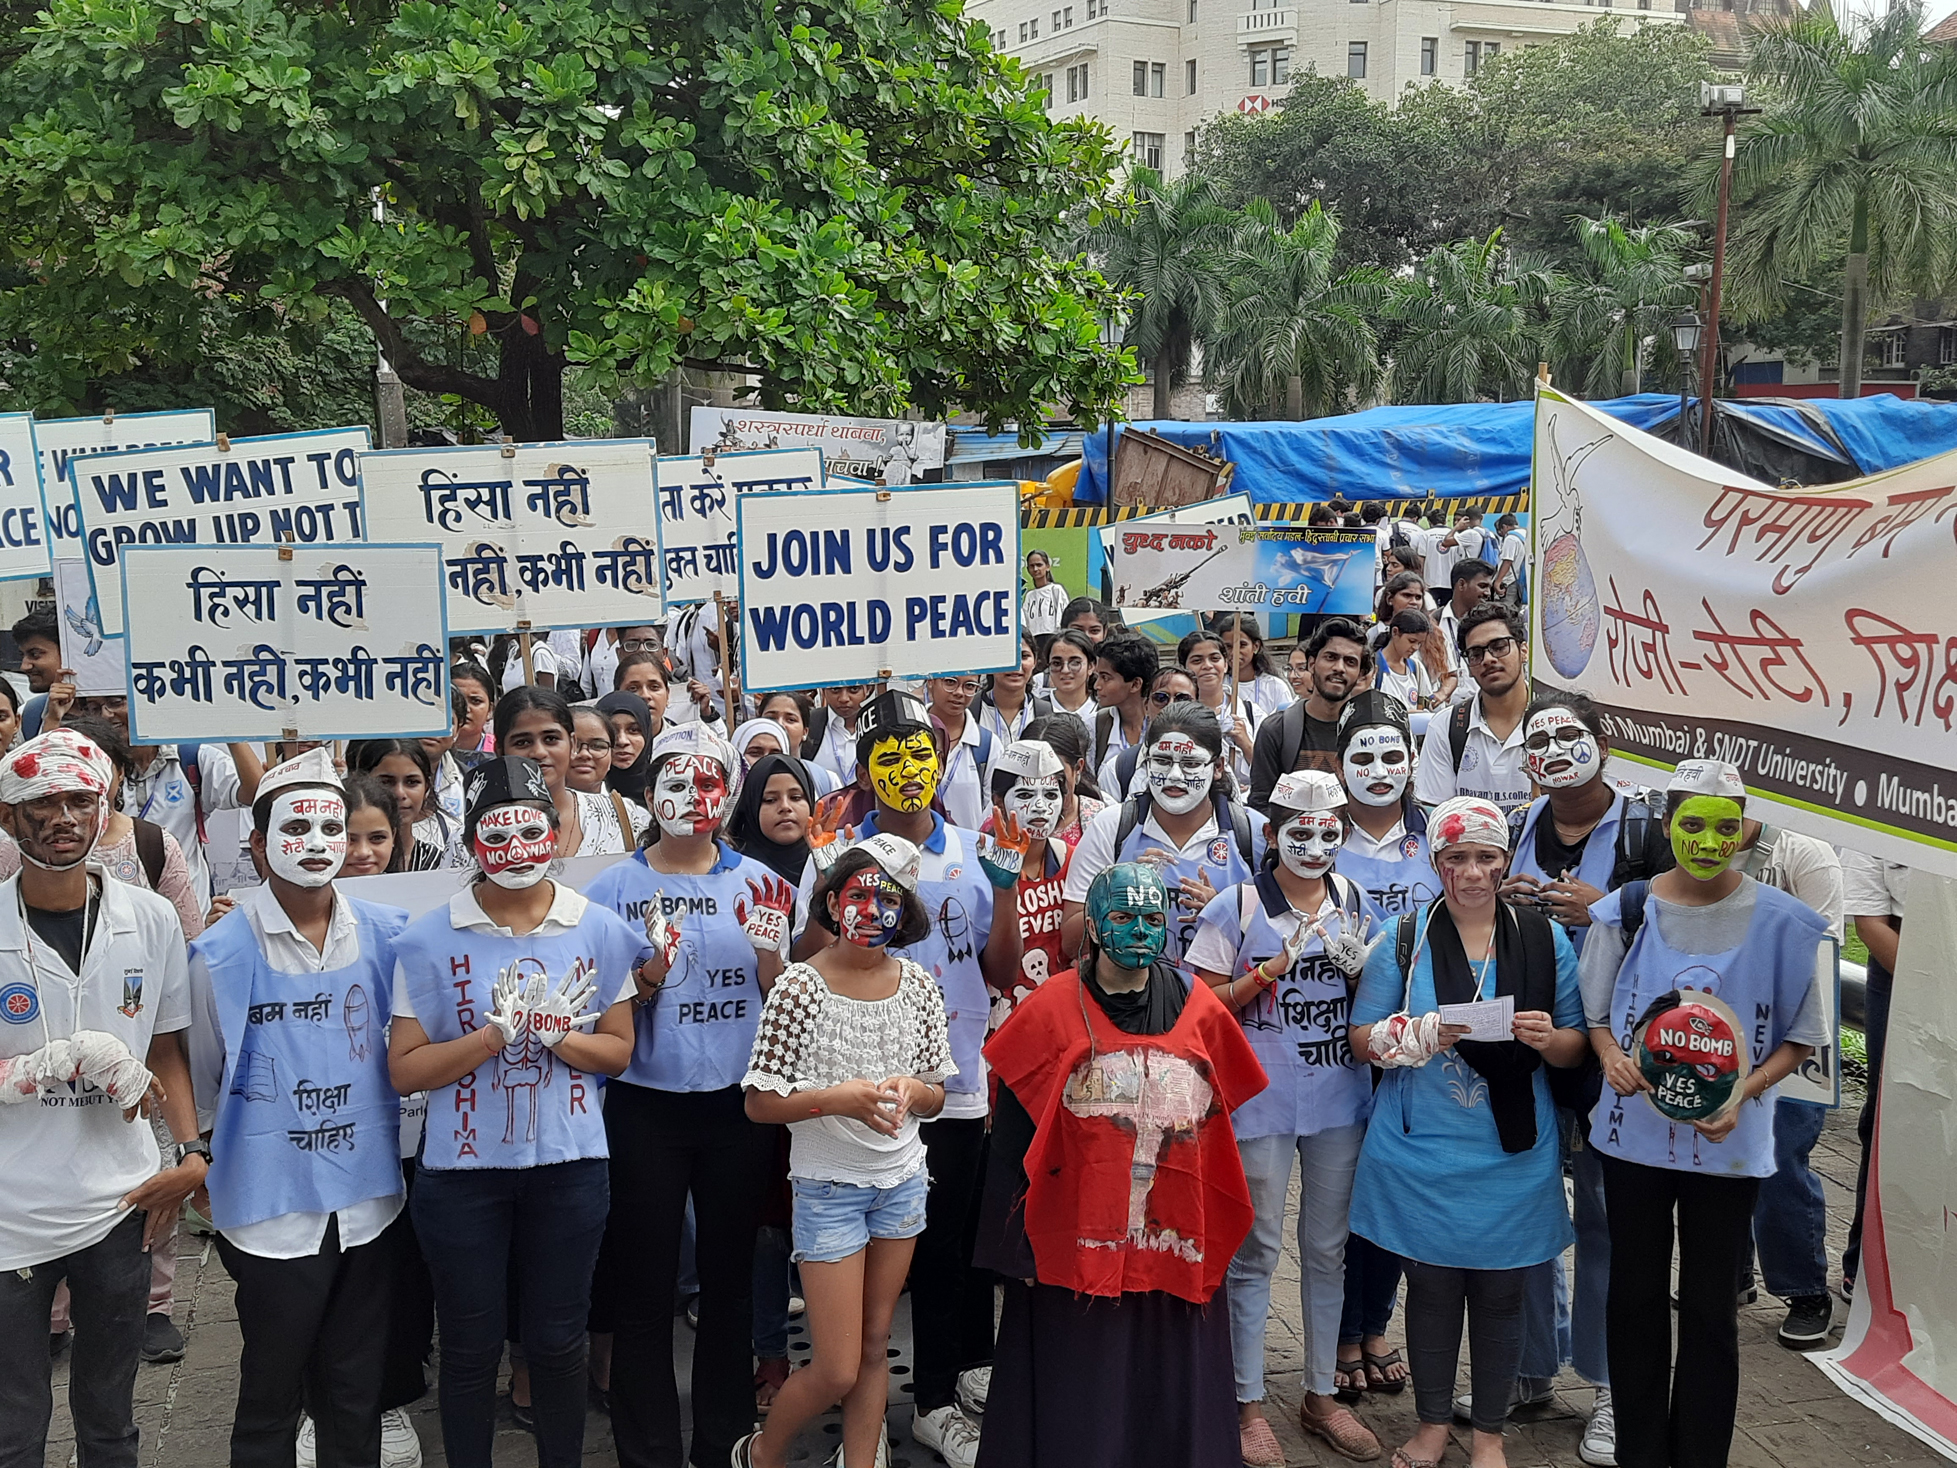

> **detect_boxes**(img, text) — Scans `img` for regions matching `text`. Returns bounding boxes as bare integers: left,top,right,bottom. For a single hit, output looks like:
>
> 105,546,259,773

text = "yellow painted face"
868,730,940,814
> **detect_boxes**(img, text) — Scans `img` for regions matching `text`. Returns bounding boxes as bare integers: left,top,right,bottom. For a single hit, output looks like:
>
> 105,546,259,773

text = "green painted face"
1670,795,1745,881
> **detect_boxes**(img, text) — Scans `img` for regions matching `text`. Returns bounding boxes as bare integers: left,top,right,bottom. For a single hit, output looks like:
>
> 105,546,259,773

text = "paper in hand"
1438,995,1515,1043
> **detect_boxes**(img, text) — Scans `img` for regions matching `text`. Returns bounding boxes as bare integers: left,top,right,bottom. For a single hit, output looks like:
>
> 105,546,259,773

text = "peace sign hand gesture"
807,798,857,875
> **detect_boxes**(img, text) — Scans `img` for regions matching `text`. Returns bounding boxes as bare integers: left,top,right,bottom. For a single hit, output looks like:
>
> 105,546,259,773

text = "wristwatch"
172,1139,212,1168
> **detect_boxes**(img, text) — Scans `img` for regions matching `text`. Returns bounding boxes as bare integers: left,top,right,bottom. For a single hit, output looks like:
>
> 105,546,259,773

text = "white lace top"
742,959,956,1187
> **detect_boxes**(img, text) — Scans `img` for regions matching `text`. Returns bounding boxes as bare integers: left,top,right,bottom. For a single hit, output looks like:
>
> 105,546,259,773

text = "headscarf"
729,717,793,802
723,753,818,883
595,690,654,806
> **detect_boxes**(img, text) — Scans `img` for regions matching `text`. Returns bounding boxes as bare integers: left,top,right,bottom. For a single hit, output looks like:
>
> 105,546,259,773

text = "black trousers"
599,1083,775,1468
216,1216,394,1468
909,1115,996,1413
1602,1156,1761,1468
378,1160,434,1413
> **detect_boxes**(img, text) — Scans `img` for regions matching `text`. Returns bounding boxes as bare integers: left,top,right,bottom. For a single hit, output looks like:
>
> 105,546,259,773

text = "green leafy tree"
1549,214,1697,398
1205,200,1386,419
1716,7,1957,400
0,0,1130,439
1386,230,1557,404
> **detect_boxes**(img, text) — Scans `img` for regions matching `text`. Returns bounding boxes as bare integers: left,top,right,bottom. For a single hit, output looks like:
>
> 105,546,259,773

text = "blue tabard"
1334,823,1440,921
395,896,646,1170
584,843,776,1092
1108,801,1264,965
1511,794,1627,956
1586,879,1828,1178
197,899,409,1232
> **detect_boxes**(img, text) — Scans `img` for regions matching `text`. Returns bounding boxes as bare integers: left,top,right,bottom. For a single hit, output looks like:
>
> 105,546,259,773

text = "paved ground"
42,1080,1941,1468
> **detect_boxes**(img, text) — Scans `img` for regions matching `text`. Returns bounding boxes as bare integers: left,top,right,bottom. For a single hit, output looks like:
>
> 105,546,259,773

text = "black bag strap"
1094,708,1117,768
1619,879,1651,947
1115,789,1255,870
1448,699,1473,774
1281,700,1308,773
132,818,167,891
802,705,829,760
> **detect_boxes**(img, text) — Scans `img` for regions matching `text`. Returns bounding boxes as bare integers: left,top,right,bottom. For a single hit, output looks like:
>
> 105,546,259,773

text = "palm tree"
1549,213,1698,399
1718,7,1957,400
1089,168,1236,419
1386,229,1559,404
1205,200,1388,419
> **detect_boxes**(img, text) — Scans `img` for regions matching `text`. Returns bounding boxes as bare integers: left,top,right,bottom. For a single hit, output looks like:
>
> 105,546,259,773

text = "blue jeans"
752,1226,793,1361
1517,1113,1609,1387
1339,1234,1403,1347
1754,1099,1829,1298
412,1159,610,1468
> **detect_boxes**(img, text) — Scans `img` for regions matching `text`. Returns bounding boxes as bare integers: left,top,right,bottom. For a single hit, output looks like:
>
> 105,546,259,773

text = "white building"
975,0,1684,176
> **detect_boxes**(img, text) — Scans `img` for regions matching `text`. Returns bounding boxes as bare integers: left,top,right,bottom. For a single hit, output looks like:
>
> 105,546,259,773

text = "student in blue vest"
1187,770,1384,1468
1579,760,1829,1468
791,690,1022,1468
386,756,643,1468
1061,700,1265,969
581,723,796,1468
186,748,414,1468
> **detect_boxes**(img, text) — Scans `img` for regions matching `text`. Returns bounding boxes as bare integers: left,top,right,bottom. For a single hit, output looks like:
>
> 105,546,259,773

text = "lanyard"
16,878,97,1051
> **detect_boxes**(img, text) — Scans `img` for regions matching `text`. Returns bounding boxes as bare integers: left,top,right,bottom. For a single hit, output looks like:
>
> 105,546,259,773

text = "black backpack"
1112,788,1256,870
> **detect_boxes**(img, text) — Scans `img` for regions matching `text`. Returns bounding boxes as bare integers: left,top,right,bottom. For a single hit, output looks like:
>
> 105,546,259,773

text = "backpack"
1388,519,1414,553
1478,528,1501,569
1607,793,1675,890
1093,708,1119,770
175,742,210,845
1446,699,1473,774
132,818,166,891
1239,869,1365,945
801,704,829,760
1113,788,1256,871
1618,879,1652,947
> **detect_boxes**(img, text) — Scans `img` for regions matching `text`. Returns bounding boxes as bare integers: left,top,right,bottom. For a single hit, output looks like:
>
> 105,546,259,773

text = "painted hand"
1366,1012,1444,1068
807,800,856,875
642,893,681,975
1256,917,1319,986
978,809,1032,890
525,970,601,1050
482,964,529,1050
736,875,796,956
1322,912,1383,979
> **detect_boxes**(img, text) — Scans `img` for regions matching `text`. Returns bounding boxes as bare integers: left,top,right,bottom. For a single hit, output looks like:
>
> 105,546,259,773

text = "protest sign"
69,427,370,637
33,408,217,556
1529,386,1957,877
655,448,824,605
0,415,52,583
1101,494,1375,619
359,439,664,634
737,480,1020,692
119,543,449,743
52,559,125,697
691,407,946,483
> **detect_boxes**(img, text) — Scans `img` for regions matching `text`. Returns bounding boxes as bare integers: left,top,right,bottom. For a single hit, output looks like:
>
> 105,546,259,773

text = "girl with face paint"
982,739,1074,1028
494,686,650,863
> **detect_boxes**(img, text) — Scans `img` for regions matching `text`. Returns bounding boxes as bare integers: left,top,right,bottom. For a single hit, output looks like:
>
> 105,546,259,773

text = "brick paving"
41,1081,1940,1468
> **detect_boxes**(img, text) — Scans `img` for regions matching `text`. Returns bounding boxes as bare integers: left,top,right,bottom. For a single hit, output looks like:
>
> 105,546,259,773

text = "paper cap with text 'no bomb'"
1667,760,1746,802
1633,989,1750,1123
463,756,553,835
255,748,344,805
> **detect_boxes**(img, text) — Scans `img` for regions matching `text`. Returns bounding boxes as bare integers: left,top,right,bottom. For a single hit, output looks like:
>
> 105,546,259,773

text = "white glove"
68,1030,155,1106
0,1040,77,1103
643,894,681,973
1367,1012,1445,1068
482,964,530,1050
1322,912,1384,979
1255,918,1318,986
524,970,601,1051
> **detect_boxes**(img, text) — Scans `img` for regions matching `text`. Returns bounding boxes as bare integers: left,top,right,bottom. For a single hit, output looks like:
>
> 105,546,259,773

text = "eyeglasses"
1463,636,1518,665
573,738,614,756
1049,657,1089,674
1150,690,1195,706
1523,725,1587,753
937,680,982,697
617,638,660,653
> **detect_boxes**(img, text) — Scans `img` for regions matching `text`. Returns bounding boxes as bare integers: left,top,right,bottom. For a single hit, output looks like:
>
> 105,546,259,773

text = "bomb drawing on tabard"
939,897,974,967
491,958,552,1146
344,983,371,1062
1063,1047,1214,1262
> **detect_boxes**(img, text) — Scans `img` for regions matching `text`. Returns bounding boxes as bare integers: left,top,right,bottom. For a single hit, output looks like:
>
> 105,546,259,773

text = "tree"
0,0,1130,439
1090,167,1235,420
1386,230,1556,404
1549,214,1697,398
1718,7,1957,399
1204,200,1386,419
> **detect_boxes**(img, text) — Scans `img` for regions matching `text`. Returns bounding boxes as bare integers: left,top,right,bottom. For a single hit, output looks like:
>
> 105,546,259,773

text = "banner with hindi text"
655,449,823,605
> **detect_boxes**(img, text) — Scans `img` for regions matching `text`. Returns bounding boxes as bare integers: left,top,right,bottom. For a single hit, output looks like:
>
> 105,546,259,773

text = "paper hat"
255,747,343,805
650,721,737,774
1429,796,1511,852
463,756,552,833
857,690,931,744
1668,759,1746,801
0,729,114,805
852,832,922,891
1269,769,1347,814
995,739,1064,782
1337,689,1412,753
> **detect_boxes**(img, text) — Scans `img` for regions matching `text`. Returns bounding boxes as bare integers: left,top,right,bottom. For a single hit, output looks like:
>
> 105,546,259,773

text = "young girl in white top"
736,835,955,1468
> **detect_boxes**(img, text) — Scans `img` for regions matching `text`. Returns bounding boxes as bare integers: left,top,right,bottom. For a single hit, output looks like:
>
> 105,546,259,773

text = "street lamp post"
1700,82,1763,458
1100,316,1125,501
1672,310,1703,450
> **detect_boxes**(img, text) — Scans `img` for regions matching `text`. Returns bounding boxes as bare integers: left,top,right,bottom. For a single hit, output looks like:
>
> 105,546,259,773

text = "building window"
1151,60,1166,94
1464,39,1480,72
1250,49,1268,85
1184,129,1197,157
1485,40,1499,56
1132,131,1165,169
1029,16,1039,36
1018,21,1028,41
1420,35,1437,72
1064,5,1074,22
1878,332,1907,369
1052,8,1060,27
1067,61,1090,100
1347,40,1366,77
1187,58,1198,91
1940,326,1957,365
1272,45,1289,82
1189,0,1198,18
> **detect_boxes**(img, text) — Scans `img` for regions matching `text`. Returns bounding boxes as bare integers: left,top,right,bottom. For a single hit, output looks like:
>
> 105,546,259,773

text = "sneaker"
955,1366,990,1417
296,1415,317,1468
1579,1390,1616,1467
141,1313,185,1364
1452,1378,1554,1423
379,1408,423,1468
1778,1294,1834,1350
1837,1275,1856,1305
912,1404,982,1468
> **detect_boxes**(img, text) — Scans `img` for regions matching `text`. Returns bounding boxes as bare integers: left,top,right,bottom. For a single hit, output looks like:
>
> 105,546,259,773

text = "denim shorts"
790,1170,929,1264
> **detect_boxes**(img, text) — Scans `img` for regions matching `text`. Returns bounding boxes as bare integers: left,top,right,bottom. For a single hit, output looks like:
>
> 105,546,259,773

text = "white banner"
737,481,1020,691
33,408,217,556
1529,388,1957,879
690,407,946,483
1778,938,1841,1109
0,415,52,583
52,559,125,698
119,543,450,743
655,449,824,605
69,427,370,636
359,439,664,634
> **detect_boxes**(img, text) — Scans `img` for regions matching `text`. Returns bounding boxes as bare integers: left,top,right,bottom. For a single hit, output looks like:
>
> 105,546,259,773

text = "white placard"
737,480,1020,692
655,449,824,605
119,543,450,743
52,559,125,697
359,439,664,634
69,426,370,636
1779,937,1842,1108
32,408,216,554
0,415,52,582
690,407,946,482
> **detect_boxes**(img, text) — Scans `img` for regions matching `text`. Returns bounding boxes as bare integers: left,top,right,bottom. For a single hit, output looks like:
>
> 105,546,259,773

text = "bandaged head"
994,739,1064,840
1666,760,1746,882
465,756,557,888
1429,796,1510,854
1337,690,1412,808
1085,861,1171,970
257,748,348,888
649,724,736,838
1524,704,1601,790
1269,770,1346,878
857,691,938,815
0,730,115,871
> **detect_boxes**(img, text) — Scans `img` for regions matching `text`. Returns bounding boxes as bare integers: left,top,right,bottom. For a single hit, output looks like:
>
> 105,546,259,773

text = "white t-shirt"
1412,695,1531,819
1840,851,1909,920
0,870,192,1270
1497,531,1527,587
1021,583,1070,637
502,642,562,692
125,743,245,909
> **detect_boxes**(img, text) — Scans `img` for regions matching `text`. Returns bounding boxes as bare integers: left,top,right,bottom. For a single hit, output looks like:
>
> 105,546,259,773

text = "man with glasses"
1413,603,1531,821
584,625,664,705
1247,618,1372,818
926,676,992,829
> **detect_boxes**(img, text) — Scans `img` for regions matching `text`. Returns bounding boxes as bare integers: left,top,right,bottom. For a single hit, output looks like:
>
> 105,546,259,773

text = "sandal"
1363,1348,1409,1395
755,1357,790,1414
1391,1451,1442,1468
1301,1402,1382,1462
1335,1355,1368,1403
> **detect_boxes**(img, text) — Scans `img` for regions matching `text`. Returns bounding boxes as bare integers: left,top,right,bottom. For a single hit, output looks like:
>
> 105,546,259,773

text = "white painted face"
1524,708,1599,790
1003,774,1063,840
1145,732,1213,816
1341,725,1410,808
267,790,347,888
1278,810,1344,878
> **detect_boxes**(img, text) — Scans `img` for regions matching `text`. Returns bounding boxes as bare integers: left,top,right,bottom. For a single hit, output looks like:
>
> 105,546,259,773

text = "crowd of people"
0,512,1908,1468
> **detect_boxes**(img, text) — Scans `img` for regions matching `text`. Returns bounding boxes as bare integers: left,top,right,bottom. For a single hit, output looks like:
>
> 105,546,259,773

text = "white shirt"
1840,850,1909,920
1021,583,1070,637
1739,827,1843,940
1244,673,1294,718
938,715,988,832
0,869,191,1271
811,710,863,787
126,743,244,908
586,634,623,701
502,641,561,692
1374,652,1439,709
1413,526,1465,590
1343,817,1410,861
1063,802,1248,905
1497,531,1527,587
546,630,587,694
187,885,404,1259
1412,694,1531,818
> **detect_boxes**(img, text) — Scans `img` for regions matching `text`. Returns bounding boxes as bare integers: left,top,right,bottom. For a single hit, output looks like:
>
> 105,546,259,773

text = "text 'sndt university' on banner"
1529,388,1957,878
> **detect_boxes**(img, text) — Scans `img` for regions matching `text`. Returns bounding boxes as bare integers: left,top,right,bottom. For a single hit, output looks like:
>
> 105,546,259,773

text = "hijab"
724,752,818,883
595,690,653,806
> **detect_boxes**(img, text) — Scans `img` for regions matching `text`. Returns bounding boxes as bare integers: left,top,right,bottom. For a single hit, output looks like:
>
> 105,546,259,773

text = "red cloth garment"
983,972,1267,1304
